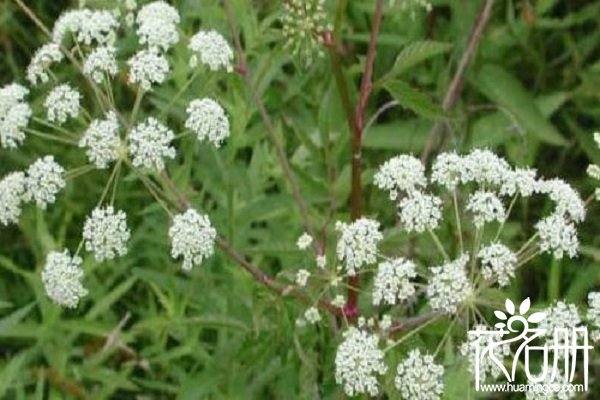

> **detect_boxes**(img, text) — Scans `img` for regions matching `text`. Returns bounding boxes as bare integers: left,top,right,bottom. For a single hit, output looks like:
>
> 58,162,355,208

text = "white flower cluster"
0,83,31,149
537,179,585,223
44,84,81,124
128,117,175,171
589,132,600,201
535,214,578,259
42,250,88,308
136,1,180,52
27,43,64,85
460,324,511,383
169,209,217,271
426,254,472,313
466,191,506,228
538,301,582,342
83,46,119,84
398,191,442,232
335,218,382,276
0,172,27,226
588,292,600,341
477,243,517,286
395,349,444,400
52,9,118,46
372,258,416,306
127,50,170,91
24,156,66,209
304,307,321,324
334,328,387,397
295,269,310,287
525,374,575,400
79,111,121,169
189,30,234,72
185,98,230,147
83,206,130,262
374,154,426,200
296,232,313,250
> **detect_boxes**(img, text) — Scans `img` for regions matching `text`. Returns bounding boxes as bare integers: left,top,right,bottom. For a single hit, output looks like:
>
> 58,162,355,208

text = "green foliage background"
0,0,599,398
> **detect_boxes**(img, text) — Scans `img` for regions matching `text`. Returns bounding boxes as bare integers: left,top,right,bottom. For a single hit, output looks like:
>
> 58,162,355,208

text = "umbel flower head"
281,0,330,67
535,214,579,259
52,9,118,46
372,257,416,306
79,111,121,169
127,50,170,91
44,84,81,124
135,1,180,52
334,328,387,397
398,191,442,233
185,98,230,147
83,46,119,84
188,30,234,72
426,254,472,313
42,250,88,308
128,117,176,171
23,155,66,210
335,218,382,276
0,83,32,149
0,172,27,226
169,209,217,271
27,43,64,85
83,206,131,262
395,349,444,400
477,242,517,286
374,154,426,199
466,190,506,228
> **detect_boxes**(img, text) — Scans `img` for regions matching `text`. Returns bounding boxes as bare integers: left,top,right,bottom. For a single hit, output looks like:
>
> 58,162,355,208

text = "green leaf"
0,351,29,397
383,40,452,81
384,80,444,119
363,119,431,151
474,64,567,146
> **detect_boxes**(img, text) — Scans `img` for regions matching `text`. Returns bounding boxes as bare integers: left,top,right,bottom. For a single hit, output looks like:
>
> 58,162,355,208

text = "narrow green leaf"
474,64,567,146
384,80,444,119
383,40,452,81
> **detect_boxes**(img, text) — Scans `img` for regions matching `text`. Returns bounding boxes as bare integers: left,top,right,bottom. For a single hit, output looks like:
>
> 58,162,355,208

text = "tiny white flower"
426,254,472,314
136,1,180,51
398,191,442,233
295,269,310,287
431,151,464,191
316,254,326,269
304,306,321,324
128,117,175,171
466,190,506,228
42,250,88,308
83,46,119,84
372,258,416,306
79,111,121,169
169,209,217,270
395,349,444,400
332,294,346,308
45,84,81,124
538,301,581,346
335,328,387,397
477,242,517,287
27,43,64,85
296,232,313,250
536,179,585,223
185,98,230,147
188,30,234,72
24,156,66,209
0,83,32,149
0,172,27,226
52,9,118,46
127,50,169,90
536,214,579,259
374,154,426,199
335,218,382,276
461,149,511,187
379,314,392,330
83,206,130,262
500,167,538,197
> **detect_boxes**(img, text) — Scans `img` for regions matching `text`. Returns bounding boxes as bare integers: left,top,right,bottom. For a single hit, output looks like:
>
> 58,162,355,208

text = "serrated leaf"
474,64,567,146
383,40,452,81
384,80,444,119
